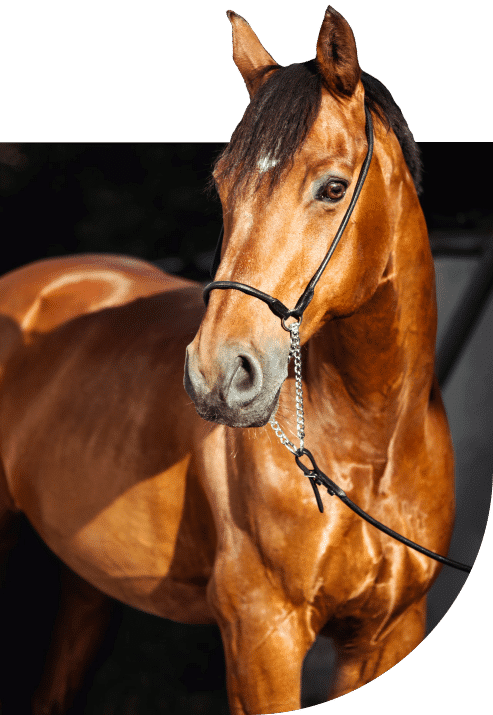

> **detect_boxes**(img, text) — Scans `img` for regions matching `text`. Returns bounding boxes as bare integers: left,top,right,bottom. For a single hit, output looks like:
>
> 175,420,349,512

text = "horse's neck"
305,210,436,458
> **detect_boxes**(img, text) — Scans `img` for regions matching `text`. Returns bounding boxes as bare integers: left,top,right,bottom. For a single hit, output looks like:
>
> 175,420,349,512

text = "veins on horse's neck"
305,243,437,450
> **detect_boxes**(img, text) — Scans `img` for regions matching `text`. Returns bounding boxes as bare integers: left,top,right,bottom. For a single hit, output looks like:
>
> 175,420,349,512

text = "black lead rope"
203,105,473,575
296,448,471,574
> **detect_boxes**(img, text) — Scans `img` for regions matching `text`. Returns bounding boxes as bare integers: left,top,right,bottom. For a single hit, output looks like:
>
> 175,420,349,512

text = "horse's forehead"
219,89,365,205
255,112,362,186
303,92,363,158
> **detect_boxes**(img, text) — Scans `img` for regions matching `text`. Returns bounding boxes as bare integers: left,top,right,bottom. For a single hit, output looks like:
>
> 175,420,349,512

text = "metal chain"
269,321,305,454
268,320,472,573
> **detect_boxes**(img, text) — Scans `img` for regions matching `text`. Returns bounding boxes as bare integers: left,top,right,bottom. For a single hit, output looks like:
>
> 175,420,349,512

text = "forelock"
213,61,322,199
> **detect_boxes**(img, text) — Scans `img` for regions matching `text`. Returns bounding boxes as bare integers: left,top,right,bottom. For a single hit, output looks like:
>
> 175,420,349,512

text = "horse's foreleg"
208,553,315,715
31,565,114,715
328,597,427,700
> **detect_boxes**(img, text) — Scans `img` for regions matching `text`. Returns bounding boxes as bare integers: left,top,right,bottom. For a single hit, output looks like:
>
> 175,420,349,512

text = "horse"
0,6,455,714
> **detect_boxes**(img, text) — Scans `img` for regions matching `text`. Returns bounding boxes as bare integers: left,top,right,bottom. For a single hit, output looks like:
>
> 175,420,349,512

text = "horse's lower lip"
197,409,269,428
191,387,282,429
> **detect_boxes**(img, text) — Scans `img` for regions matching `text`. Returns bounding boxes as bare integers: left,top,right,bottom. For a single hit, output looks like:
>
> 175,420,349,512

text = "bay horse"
0,6,455,714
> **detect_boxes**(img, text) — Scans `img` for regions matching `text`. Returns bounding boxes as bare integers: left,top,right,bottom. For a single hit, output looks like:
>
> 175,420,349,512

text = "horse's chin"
189,386,282,429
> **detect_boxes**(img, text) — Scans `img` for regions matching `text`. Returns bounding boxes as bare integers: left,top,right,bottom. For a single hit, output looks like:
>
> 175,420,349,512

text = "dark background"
2,143,492,281
0,142,491,714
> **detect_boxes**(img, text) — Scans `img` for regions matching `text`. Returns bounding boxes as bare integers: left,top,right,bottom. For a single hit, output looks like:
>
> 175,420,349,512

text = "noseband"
201,105,471,574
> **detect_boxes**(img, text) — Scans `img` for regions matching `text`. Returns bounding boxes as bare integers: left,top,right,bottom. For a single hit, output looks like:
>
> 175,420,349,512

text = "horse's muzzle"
184,342,288,428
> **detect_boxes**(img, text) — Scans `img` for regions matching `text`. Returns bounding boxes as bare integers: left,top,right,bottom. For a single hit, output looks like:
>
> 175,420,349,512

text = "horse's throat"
305,274,435,444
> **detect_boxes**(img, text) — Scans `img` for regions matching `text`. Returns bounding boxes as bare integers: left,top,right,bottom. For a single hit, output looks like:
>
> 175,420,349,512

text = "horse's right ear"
227,10,278,98
316,6,361,97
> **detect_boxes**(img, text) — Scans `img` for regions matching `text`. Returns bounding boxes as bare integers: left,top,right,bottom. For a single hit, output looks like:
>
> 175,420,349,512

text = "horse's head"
185,6,415,428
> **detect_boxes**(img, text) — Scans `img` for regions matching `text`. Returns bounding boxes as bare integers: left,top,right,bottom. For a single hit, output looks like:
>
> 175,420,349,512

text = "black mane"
214,61,423,197
361,70,422,194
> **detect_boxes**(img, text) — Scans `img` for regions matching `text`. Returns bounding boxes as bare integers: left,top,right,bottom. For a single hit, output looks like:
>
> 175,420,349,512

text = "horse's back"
0,253,196,337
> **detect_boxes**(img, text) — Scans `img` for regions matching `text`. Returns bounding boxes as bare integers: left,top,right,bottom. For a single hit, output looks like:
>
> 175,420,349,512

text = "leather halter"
201,104,472,574
203,105,374,321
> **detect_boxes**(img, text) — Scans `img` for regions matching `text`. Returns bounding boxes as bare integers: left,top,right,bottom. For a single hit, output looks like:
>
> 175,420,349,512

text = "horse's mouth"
188,385,282,428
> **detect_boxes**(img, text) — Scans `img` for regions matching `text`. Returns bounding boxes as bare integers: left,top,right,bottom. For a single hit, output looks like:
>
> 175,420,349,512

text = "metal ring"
281,315,302,332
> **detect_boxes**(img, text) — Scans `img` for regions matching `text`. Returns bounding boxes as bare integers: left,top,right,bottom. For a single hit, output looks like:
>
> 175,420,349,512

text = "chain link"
269,321,305,454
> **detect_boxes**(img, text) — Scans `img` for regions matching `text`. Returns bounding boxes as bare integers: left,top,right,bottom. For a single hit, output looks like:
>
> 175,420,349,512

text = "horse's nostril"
225,353,263,408
235,356,253,390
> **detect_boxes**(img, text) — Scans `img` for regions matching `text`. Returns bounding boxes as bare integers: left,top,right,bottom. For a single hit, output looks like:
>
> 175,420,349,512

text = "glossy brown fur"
0,7,454,715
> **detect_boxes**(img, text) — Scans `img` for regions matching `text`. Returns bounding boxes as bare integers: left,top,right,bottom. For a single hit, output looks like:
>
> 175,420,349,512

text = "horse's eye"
317,179,347,202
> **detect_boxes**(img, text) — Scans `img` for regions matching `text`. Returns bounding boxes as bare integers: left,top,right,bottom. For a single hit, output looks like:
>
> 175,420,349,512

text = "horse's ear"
227,10,278,98
316,6,361,97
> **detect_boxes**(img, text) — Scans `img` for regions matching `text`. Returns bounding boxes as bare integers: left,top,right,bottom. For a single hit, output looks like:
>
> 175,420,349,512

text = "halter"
204,106,374,323
202,105,471,574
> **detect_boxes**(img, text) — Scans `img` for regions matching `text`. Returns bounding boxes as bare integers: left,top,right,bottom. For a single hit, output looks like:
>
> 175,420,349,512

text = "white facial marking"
257,155,279,174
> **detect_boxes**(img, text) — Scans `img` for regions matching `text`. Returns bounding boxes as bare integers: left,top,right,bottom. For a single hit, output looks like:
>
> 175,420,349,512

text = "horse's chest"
250,488,430,632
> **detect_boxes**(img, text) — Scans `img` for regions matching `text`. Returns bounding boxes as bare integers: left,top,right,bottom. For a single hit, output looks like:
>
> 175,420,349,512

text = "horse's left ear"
316,6,361,97
227,10,278,97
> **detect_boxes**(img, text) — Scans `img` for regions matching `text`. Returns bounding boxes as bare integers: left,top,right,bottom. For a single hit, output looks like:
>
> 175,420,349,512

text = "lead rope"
270,320,472,574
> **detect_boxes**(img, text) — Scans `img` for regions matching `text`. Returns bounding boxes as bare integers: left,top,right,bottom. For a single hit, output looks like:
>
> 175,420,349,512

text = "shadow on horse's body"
0,256,214,620
0,7,454,715
0,256,217,711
